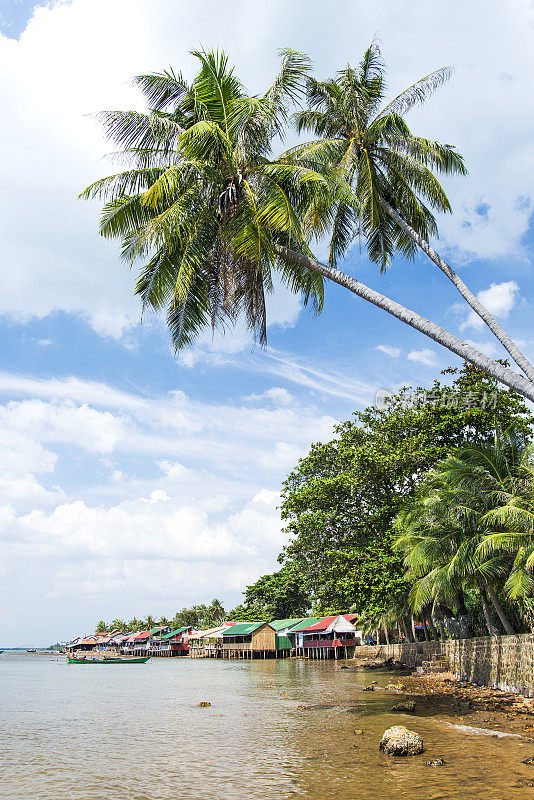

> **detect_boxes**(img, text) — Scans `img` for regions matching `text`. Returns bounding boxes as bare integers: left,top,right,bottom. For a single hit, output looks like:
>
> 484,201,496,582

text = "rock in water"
390,700,416,713
379,726,424,756
426,758,445,767
198,701,211,707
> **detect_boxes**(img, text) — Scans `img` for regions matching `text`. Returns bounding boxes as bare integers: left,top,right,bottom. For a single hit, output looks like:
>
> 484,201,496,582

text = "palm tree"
95,620,108,634
127,617,142,632
395,434,529,635
145,614,157,631
471,440,534,605
81,48,327,348
208,598,225,624
292,42,534,386
82,46,534,402
109,619,126,632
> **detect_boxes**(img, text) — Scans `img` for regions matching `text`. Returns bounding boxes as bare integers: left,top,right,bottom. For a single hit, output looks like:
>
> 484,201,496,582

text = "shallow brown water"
1,652,534,799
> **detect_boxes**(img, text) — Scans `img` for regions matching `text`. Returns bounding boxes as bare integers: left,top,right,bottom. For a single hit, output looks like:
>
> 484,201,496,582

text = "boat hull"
67,656,150,664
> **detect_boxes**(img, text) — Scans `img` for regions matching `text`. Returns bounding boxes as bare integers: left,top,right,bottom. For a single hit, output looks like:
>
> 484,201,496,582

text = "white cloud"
407,348,439,366
0,372,339,641
376,345,402,358
464,339,500,358
460,281,520,331
243,387,293,405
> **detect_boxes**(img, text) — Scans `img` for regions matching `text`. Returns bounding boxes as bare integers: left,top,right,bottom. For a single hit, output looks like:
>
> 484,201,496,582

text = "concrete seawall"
354,633,534,697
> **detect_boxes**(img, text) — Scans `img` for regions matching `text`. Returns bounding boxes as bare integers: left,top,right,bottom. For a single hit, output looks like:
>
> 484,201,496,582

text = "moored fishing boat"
67,654,150,664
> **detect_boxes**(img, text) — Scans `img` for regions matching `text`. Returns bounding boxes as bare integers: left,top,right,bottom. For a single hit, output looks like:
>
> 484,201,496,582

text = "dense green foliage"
395,432,534,635
227,564,310,621
95,599,226,633
278,364,532,627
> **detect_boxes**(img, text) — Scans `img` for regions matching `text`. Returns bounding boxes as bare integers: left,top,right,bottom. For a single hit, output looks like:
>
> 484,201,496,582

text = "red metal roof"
300,614,357,632
124,630,150,641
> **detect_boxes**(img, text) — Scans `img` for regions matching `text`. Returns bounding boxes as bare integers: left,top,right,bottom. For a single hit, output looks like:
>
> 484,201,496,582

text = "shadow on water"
1,653,533,799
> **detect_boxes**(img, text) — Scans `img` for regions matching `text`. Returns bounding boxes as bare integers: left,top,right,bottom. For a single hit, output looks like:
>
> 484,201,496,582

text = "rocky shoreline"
357,658,534,738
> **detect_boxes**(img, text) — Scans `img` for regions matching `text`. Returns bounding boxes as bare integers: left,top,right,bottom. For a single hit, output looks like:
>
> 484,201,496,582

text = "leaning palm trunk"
276,246,534,402
381,200,534,383
485,583,515,635
400,616,414,643
479,586,500,636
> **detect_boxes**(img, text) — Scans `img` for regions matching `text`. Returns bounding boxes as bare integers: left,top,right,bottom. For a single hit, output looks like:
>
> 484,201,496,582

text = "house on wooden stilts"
221,622,276,659
289,615,361,659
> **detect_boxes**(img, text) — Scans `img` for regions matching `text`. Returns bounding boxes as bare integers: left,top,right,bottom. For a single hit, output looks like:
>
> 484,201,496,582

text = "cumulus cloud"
464,339,500,358
458,281,520,331
0,372,338,641
407,348,439,366
376,345,402,358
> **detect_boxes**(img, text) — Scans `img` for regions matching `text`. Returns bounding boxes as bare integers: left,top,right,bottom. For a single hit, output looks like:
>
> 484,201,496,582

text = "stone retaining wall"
353,634,534,696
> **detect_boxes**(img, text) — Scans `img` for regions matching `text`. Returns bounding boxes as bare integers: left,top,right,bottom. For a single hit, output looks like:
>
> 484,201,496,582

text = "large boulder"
379,726,424,756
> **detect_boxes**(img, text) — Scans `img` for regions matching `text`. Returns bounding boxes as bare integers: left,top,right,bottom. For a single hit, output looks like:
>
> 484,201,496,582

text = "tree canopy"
279,364,532,624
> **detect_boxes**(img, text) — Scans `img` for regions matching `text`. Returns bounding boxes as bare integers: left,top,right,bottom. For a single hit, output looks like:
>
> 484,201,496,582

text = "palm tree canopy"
395,430,533,609
292,40,467,270
81,48,338,349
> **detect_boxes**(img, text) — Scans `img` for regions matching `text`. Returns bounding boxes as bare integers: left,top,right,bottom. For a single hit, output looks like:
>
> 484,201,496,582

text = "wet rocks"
198,701,211,707
363,685,375,692
379,726,424,756
384,657,408,671
391,700,416,713
354,729,364,735
522,756,534,765
425,758,445,767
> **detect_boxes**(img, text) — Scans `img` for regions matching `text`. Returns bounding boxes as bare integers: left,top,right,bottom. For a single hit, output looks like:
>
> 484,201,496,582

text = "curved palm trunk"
400,617,413,643
479,585,500,636
421,618,430,641
486,583,515,635
275,246,534,402
381,199,534,384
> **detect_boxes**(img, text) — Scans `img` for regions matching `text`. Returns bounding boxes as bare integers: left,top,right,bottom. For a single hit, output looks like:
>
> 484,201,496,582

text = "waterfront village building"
289,615,362,659
123,626,193,657
270,618,309,653
66,614,366,660
188,623,235,657
221,622,276,659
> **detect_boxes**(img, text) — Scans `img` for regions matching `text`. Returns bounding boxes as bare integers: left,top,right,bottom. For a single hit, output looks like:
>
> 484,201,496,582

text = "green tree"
82,45,534,401
109,619,126,632
229,564,310,621
95,620,108,634
280,364,532,628
207,599,225,625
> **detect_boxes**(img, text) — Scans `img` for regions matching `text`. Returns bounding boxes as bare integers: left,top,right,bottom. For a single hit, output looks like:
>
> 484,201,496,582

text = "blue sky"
1,0,533,646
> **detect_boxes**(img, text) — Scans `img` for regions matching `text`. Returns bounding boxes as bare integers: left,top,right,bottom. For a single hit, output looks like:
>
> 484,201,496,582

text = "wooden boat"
67,654,150,664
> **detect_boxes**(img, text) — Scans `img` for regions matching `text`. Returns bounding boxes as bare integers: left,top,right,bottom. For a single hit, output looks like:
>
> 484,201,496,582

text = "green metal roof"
150,626,164,635
269,618,306,632
160,626,190,640
222,622,268,636
286,617,323,632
